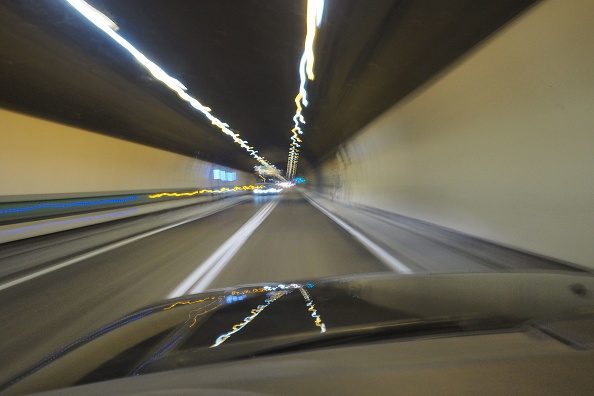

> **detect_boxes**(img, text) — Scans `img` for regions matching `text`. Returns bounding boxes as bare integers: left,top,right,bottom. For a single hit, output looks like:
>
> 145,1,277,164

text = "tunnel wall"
0,108,255,198
308,0,594,268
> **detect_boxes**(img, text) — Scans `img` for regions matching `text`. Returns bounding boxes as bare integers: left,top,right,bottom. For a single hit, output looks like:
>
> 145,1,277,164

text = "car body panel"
3,271,594,394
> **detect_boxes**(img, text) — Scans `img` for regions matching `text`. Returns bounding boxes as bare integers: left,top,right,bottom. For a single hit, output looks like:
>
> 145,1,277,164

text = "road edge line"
302,193,412,274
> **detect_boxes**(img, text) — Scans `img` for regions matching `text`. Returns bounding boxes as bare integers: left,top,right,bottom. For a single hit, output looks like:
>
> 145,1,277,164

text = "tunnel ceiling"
0,0,539,174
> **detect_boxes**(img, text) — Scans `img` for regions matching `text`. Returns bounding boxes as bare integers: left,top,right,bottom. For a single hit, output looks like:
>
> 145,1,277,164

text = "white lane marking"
304,195,413,274
169,197,280,298
0,199,248,293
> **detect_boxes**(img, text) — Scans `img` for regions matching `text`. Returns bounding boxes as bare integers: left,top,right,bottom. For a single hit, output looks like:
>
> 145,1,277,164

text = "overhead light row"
65,0,277,171
286,0,325,180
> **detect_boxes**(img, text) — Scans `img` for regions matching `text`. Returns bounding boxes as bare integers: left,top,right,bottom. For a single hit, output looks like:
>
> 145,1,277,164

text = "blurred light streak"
253,187,282,194
164,296,218,311
149,185,263,199
211,290,287,347
164,288,270,312
163,285,314,341
0,196,137,215
165,294,244,328
0,208,138,236
299,287,326,333
305,0,324,79
286,0,325,179
65,0,277,171
187,300,223,328
225,294,247,303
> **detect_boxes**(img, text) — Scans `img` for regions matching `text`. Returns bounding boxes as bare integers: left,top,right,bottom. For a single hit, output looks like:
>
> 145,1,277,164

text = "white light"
65,0,276,170
286,0,325,179
254,188,281,194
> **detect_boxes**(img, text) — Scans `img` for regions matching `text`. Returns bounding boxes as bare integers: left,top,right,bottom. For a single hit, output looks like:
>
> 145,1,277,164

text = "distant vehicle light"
253,188,282,194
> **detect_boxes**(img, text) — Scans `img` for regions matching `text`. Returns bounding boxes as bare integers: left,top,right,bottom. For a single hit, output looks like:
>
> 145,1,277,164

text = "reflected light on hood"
300,287,327,333
211,290,287,347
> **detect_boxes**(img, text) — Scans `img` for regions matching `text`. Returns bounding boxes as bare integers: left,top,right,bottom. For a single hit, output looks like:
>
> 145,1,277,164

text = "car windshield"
1,0,593,393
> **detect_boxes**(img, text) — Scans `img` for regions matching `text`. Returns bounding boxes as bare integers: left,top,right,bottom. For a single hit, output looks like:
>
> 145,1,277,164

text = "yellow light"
67,0,119,30
164,285,311,347
149,185,263,199
188,301,223,328
164,296,217,310
210,290,287,347
299,287,327,332
164,296,224,328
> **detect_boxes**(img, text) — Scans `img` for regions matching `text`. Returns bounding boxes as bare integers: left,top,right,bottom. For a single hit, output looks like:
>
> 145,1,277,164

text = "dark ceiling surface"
0,0,539,174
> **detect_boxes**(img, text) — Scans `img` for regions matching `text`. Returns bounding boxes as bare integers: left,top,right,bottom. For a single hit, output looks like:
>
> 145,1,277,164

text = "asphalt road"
0,189,581,382
0,191,387,381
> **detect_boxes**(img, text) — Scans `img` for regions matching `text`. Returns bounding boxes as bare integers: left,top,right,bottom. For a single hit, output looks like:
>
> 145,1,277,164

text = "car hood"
3,271,594,394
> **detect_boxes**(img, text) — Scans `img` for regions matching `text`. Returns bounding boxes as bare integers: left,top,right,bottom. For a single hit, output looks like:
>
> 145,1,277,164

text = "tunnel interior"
1,0,592,267
1,0,594,390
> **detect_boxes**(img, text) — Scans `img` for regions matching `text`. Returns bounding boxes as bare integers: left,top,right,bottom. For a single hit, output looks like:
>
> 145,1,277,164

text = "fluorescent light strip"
65,0,276,170
286,0,325,179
